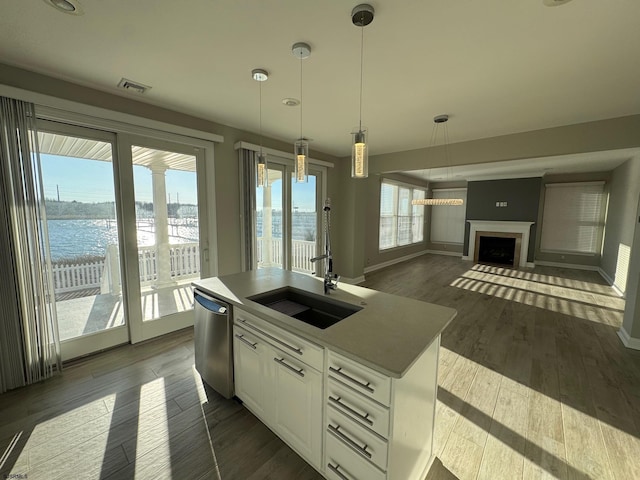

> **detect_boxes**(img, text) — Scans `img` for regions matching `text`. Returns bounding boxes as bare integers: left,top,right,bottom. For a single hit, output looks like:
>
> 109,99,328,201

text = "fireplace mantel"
464,220,535,268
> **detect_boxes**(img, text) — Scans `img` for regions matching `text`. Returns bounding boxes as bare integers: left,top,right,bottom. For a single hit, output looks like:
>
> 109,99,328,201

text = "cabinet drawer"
235,308,324,371
325,421,386,480
328,378,390,438
326,408,388,471
328,351,391,407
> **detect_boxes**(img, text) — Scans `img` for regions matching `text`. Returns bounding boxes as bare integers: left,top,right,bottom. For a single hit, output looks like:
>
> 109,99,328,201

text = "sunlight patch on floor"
450,271,623,326
135,378,169,476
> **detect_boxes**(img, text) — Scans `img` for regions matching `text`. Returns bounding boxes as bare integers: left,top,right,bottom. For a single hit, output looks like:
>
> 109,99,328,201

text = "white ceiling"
1,0,639,163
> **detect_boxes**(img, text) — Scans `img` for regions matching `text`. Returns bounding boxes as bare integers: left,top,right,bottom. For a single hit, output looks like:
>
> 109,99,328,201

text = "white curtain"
0,97,61,394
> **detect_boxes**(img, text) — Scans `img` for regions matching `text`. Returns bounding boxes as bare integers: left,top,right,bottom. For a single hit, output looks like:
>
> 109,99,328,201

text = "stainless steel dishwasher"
193,289,234,399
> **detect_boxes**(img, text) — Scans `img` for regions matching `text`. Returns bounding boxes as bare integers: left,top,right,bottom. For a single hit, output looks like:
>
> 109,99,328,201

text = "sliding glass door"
36,121,211,359
254,156,324,274
118,135,209,343
37,120,128,360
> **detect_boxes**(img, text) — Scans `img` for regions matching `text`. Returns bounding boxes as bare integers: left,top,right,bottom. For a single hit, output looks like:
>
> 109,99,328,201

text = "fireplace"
465,221,535,268
476,233,520,268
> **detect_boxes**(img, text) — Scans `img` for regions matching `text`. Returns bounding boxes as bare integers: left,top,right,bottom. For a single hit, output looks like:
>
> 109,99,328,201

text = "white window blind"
430,188,467,244
540,182,606,254
379,181,425,250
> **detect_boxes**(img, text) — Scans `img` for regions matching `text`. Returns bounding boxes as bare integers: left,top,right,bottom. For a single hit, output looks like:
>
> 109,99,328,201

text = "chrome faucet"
310,198,339,294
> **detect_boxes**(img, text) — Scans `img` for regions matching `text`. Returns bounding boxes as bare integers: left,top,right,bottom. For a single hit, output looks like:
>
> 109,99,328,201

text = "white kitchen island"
193,268,456,480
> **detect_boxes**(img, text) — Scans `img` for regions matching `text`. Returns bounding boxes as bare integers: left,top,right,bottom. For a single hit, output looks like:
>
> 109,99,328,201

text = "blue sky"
40,153,318,211
40,154,198,204
256,175,317,212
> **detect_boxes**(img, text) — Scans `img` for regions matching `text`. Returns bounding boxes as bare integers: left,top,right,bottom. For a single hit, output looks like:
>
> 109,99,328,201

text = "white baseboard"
618,327,640,350
364,250,429,274
340,275,365,285
425,249,463,257
462,255,471,261
535,260,600,271
598,268,626,297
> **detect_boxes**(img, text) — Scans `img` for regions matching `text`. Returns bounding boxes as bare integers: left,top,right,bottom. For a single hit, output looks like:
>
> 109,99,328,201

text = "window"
379,181,426,250
430,188,467,244
540,181,607,254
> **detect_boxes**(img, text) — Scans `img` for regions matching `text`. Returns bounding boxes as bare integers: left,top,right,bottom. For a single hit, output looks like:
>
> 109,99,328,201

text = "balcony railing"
257,237,316,273
51,238,315,296
51,242,200,295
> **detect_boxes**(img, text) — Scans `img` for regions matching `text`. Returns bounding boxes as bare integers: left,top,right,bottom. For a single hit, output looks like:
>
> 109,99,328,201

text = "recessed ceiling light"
282,98,300,107
42,0,84,15
543,0,573,6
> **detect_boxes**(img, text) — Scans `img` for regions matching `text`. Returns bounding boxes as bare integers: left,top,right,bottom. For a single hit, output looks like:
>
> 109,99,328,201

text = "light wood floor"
362,255,640,480
1,254,639,479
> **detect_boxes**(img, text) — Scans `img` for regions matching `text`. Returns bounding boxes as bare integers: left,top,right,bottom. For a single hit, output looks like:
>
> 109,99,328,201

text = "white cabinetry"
233,308,324,471
272,348,322,468
325,340,440,480
233,325,273,420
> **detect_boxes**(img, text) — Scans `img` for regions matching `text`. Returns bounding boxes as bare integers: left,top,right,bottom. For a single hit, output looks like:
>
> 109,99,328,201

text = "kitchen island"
193,268,456,480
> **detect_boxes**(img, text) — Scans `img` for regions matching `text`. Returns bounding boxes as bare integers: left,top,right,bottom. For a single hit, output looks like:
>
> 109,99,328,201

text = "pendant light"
412,115,464,206
252,68,269,188
292,42,311,183
351,4,374,179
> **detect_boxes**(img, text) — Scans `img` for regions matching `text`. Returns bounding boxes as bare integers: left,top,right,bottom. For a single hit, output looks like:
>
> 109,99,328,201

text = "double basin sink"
248,287,362,329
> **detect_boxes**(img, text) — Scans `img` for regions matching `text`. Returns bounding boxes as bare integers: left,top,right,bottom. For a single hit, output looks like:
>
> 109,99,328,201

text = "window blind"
379,181,425,250
430,188,467,244
540,182,606,254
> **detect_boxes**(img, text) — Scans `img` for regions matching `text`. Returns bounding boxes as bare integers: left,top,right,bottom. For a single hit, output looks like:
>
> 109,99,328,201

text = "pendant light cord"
300,54,303,140
359,19,364,131
259,79,263,155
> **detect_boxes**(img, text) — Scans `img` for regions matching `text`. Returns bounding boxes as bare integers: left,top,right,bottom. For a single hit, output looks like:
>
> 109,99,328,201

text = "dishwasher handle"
194,290,228,314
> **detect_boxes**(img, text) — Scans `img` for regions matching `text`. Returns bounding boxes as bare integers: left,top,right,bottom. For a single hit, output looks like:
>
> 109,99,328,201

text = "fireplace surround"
464,220,535,268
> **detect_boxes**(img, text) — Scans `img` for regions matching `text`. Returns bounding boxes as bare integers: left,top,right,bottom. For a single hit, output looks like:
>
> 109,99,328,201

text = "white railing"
52,242,201,295
137,243,201,286
257,237,316,273
52,259,105,293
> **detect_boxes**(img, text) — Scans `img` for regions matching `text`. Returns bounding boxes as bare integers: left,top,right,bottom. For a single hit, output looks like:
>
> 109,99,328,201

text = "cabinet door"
272,349,323,469
233,326,273,422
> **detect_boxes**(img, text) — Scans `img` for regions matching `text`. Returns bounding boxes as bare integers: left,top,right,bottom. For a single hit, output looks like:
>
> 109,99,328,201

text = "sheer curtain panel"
0,97,61,394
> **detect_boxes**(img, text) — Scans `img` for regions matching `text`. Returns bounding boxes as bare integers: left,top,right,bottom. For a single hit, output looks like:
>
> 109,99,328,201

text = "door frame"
117,133,214,343
36,119,130,361
35,112,219,358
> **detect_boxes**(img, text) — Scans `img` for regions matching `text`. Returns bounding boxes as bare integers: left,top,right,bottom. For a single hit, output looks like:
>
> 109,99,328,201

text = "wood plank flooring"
1,254,639,479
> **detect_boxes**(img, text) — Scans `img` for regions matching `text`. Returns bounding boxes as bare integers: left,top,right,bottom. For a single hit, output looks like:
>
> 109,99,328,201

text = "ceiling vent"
117,78,151,94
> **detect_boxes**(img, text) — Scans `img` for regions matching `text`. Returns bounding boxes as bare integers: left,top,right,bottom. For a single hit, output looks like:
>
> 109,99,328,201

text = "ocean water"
47,213,318,261
47,218,198,261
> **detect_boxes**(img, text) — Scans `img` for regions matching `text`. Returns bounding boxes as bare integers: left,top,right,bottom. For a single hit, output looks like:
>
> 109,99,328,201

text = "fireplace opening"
478,236,516,267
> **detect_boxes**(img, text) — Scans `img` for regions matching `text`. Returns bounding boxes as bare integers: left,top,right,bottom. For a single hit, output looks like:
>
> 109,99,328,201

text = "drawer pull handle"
327,424,372,459
238,318,303,355
328,395,374,426
329,366,374,394
234,334,257,349
327,463,352,480
274,357,305,377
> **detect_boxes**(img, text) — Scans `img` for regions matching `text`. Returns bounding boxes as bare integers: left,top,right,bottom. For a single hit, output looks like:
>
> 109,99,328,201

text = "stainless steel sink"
248,287,362,329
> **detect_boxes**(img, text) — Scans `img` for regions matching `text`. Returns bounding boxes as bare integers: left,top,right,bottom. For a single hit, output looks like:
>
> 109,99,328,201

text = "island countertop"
193,268,456,378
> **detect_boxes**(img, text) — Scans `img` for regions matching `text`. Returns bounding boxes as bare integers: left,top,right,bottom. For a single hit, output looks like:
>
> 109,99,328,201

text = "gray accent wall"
463,178,542,262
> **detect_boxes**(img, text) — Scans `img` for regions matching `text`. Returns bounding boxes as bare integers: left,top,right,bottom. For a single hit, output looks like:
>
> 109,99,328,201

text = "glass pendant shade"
256,152,268,188
294,139,309,183
351,128,368,178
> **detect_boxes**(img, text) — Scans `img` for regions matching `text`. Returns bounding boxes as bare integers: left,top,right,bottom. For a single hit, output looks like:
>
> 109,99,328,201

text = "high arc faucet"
310,198,339,294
